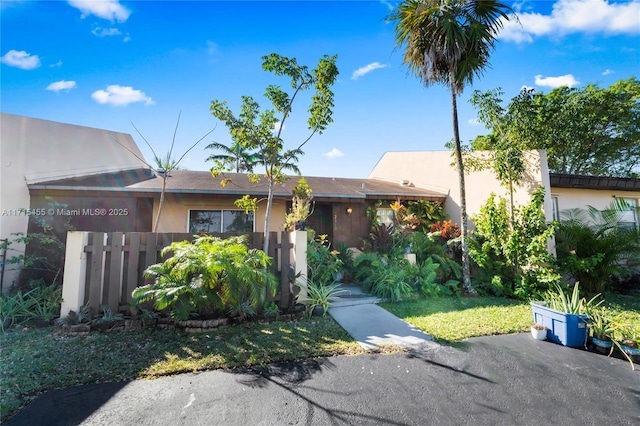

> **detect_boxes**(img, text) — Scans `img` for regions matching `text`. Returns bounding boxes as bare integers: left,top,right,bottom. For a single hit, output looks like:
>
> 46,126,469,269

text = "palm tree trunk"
153,176,167,232
450,82,475,295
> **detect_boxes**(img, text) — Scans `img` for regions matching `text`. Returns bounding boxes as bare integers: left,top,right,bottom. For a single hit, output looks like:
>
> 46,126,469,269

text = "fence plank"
87,232,104,312
143,233,158,284
125,233,141,304
279,231,292,308
107,232,123,312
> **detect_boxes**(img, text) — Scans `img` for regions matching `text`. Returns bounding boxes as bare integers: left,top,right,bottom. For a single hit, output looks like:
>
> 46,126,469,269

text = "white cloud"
0,49,41,70
323,148,345,159
50,61,63,68
207,41,218,55
351,62,388,80
92,27,121,37
68,0,131,23
520,85,536,92
123,33,131,43
379,0,395,11
91,85,154,106
500,0,640,43
468,118,480,126
534,74,580,88
602,68,615,75
46,80,77,92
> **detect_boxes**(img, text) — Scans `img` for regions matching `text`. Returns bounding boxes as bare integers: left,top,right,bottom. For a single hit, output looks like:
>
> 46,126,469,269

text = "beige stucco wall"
551,187,640,217
154,194,288,233
0,113,148,291
368,150,553,226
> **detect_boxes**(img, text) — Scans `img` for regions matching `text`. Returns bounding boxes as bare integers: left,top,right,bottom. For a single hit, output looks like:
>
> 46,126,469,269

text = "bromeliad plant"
133,236,277,321
296,277,345,317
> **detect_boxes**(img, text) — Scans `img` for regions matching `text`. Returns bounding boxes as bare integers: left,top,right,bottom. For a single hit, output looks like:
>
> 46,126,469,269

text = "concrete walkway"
329,284,438,351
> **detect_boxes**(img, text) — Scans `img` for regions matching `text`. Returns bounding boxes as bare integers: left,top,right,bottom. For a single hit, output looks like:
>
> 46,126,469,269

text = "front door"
307,202,333,241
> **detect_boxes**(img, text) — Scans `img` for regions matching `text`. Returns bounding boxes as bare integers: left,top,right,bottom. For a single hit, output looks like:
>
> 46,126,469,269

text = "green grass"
381,297,532,342
381,291,640,343
0,317,364,422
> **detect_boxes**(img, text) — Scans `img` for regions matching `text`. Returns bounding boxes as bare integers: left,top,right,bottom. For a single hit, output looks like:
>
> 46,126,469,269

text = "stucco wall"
368,150,553,227
551,187,640,217
0,113,148,291
154,193,288,233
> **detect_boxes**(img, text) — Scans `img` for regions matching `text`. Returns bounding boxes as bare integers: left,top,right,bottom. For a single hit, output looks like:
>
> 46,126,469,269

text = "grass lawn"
381,297,532,342
0,317,364,422
381,290,640,343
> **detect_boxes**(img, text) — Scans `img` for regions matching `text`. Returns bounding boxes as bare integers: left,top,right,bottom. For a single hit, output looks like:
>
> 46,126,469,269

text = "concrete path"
329,284,438,351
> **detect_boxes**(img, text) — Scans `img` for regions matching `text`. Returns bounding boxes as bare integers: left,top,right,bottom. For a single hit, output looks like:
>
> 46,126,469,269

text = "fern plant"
133,236,277,321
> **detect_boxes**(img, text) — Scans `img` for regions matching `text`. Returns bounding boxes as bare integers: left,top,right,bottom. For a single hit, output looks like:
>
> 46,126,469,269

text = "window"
617,198,638,231
551,196,559,222
189,210,254,233
376,208,394,226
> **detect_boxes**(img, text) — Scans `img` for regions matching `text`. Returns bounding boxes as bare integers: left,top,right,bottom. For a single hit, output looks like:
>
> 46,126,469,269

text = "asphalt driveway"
5,333,639,425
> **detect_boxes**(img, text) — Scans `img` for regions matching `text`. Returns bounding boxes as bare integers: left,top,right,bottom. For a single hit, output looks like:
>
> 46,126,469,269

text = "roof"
28,170,447,202
550,173,640,192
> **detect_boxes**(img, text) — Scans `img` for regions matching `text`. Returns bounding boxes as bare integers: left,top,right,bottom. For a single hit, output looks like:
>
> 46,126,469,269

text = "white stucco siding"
368,150,553,227
551,187,640,219
0,113,148,291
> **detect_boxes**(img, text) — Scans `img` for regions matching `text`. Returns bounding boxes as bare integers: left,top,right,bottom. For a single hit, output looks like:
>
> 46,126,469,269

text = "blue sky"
2,0,639,178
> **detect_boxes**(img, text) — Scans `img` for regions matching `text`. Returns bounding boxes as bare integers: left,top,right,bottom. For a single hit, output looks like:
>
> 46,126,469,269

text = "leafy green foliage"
306,230,342,286
354,254,415,302
470,187,559,299
284,177,314,231
132,236,277,321
209,53,339,252
296,279,345,317
389,0,515,294
1,198,73,288
472,77,640,177
555,200,640,294
0,282,62,332
542,282,603,315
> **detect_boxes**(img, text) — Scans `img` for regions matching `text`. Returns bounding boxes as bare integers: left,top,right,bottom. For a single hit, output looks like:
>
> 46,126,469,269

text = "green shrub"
555,200,640,294
306,230,342,285
132,235,277,321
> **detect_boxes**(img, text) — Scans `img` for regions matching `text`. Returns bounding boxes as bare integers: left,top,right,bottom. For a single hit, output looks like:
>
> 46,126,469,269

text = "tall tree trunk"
263,180,274,254
153,176,167,232
450,83,475,294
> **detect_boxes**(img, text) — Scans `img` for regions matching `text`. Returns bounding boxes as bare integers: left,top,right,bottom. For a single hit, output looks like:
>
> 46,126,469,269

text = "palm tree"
389,0,514,294
205,141,260,173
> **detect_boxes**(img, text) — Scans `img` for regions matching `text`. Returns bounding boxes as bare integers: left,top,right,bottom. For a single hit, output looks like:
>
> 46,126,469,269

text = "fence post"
61,231,89,317
290,230,307,303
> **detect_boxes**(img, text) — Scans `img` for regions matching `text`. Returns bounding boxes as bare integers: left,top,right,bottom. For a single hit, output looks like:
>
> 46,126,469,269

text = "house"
0,113,149,291
3,113,638,290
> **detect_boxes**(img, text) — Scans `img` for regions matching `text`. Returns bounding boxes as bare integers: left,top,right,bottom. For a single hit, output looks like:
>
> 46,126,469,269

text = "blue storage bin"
531,302,588,348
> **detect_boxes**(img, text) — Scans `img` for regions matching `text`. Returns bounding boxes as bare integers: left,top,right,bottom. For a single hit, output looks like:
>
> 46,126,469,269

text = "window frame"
188,209,255,233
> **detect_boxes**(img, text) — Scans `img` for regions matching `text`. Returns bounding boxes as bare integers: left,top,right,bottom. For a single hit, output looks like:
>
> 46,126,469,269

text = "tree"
210,53,339,253
205,141,260,173
472,77,640,177
389,0,514,294
111,112,214,231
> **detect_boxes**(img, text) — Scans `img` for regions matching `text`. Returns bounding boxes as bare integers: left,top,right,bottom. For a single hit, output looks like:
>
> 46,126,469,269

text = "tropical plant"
296,278,345,317
587,307,619,343
306,230,342,286
110,112,213,231
389,0,515,294
284,178,314,231
543,282,603,315
334,241,355,281
210,53,339,253
206,141,260,173
555,199,640,294
470,187,558,300
132,236,277,321
367,223,395,255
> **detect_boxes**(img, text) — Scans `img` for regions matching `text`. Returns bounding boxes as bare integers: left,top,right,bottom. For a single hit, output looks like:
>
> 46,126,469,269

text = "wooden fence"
61,231,307,316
